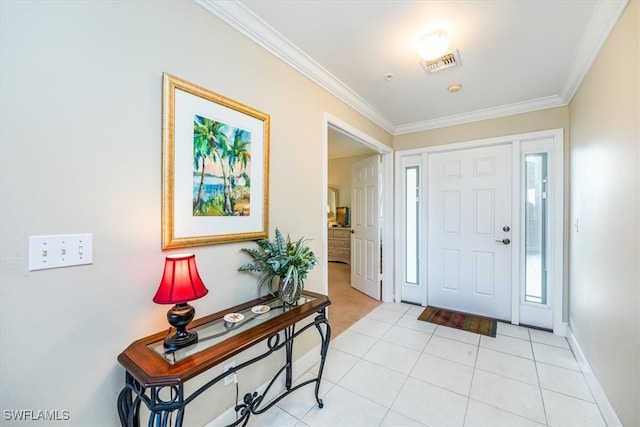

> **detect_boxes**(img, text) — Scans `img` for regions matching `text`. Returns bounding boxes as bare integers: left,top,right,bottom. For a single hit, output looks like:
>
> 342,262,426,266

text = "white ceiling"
198,0,627,137
327,127,378,160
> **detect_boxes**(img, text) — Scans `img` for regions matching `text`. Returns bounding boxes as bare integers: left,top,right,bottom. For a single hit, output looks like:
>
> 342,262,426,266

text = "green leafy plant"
238,228,318,298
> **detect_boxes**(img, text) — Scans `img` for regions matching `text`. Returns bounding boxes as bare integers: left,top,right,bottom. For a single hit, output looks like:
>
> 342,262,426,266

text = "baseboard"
292,342,323,377
554,320,568,336
566,324,622,427
205,343,322,426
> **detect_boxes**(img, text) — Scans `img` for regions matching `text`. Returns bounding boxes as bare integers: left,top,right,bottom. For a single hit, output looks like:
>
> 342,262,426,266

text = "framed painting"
162,73,270,249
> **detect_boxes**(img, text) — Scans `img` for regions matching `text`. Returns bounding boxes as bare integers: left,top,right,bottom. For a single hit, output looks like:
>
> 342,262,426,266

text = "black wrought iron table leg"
148,409,184,427
314,311,331,408
118,372,142,427
285,325,294,390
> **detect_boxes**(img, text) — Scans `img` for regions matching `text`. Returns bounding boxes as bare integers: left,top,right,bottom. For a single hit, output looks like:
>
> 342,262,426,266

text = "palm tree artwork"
192,114,251,216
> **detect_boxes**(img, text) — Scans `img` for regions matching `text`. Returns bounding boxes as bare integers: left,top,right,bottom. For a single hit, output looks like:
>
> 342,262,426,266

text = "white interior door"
428,144,512,320
351,155,380,299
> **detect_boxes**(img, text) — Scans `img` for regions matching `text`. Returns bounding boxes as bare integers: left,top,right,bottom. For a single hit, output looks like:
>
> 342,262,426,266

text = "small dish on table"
251,305,270,315
223,313,244,327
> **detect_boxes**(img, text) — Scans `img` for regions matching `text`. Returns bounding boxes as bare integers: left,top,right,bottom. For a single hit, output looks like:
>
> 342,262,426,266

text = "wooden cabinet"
328,227,351,264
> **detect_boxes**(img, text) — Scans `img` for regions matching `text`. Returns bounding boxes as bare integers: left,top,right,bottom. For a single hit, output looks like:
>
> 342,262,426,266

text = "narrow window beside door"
405,166,419,284
524,153,547,305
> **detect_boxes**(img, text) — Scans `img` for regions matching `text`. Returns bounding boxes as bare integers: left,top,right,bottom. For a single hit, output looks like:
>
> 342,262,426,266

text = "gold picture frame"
162,73,270,249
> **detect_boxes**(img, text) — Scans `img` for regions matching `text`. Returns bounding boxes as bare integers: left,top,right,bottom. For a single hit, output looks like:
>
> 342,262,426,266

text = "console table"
117,291,331,426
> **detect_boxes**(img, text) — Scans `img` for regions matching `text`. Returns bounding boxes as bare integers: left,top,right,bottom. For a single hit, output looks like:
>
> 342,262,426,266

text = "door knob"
351,229,355,234
495,238,511,245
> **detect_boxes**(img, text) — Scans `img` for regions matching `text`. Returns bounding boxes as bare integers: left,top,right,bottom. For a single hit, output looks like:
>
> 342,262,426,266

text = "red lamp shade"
153,254,208,304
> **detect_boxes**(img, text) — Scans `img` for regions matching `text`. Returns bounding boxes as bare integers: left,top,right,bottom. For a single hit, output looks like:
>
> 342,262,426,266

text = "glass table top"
148,295,316,365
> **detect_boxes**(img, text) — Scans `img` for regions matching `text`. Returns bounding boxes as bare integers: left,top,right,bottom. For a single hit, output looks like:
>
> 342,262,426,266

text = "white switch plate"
29,234,93,271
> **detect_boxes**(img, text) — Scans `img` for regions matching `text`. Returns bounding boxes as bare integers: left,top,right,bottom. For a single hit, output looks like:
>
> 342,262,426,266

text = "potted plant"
238,228,318,304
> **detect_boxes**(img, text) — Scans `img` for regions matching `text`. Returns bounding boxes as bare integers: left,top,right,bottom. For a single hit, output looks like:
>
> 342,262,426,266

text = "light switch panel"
29,233,93,271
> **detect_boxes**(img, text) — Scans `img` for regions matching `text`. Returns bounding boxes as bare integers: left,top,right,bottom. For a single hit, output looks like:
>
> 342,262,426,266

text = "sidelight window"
405,166,419,284
524,153,547,304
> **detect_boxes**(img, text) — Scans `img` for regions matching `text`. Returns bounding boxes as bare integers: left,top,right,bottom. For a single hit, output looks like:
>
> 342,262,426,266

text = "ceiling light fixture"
417,31,449,61
447,83,462,93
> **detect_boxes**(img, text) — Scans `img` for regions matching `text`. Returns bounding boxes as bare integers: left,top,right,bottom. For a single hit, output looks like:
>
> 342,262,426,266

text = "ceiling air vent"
421,50,461,74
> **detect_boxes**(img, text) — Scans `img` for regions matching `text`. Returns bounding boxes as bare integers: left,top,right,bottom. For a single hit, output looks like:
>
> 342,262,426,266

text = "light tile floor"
228,303,608,426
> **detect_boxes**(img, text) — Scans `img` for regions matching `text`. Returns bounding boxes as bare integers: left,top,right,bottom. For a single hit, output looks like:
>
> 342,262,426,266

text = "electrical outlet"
223,362,235,386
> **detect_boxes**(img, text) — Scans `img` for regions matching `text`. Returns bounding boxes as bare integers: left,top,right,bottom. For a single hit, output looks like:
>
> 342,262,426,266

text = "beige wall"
328,153,376,210
0,1,391,425
568,1,639,426
394,106,569,150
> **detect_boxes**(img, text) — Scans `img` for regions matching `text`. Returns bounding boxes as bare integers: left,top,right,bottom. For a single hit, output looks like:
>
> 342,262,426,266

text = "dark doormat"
417,306,497,337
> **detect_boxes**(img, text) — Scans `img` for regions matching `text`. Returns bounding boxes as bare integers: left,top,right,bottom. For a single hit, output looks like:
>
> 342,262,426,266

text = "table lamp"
153,254,208,350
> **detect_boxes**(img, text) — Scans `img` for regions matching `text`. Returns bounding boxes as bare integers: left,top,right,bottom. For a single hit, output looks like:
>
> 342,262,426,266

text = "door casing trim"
322,113,394,302
395,128,565,334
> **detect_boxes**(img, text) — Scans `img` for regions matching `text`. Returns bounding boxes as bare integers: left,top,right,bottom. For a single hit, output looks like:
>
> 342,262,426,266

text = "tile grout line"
530,326,551,426
380,312,433,427
461,328,482,426
468,326,551,426
335,308,400,423
294,308,607,427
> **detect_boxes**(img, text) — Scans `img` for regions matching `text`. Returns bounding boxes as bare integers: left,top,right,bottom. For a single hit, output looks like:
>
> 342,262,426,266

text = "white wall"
568,1,639,425
0,1,391,425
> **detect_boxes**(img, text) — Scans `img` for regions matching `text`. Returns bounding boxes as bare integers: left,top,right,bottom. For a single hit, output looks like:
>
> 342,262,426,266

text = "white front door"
351,155,381,300
428,144,512,320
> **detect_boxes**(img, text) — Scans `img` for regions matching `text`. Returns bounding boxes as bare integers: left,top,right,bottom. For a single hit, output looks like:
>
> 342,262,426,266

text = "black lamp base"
163,330,198,351
164,303,198,351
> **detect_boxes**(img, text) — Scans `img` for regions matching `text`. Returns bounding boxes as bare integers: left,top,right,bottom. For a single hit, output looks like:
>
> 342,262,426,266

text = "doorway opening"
327,263,381,338
323,114,393,336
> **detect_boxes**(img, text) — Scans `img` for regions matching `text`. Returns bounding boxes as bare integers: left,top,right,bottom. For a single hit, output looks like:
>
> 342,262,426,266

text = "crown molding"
195,0,397,135
559,0,629,102
395,95,567,135
196,0,627,137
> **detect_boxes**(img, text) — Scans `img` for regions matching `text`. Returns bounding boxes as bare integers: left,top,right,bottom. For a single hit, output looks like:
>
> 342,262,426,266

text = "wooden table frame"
117,291,331,426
